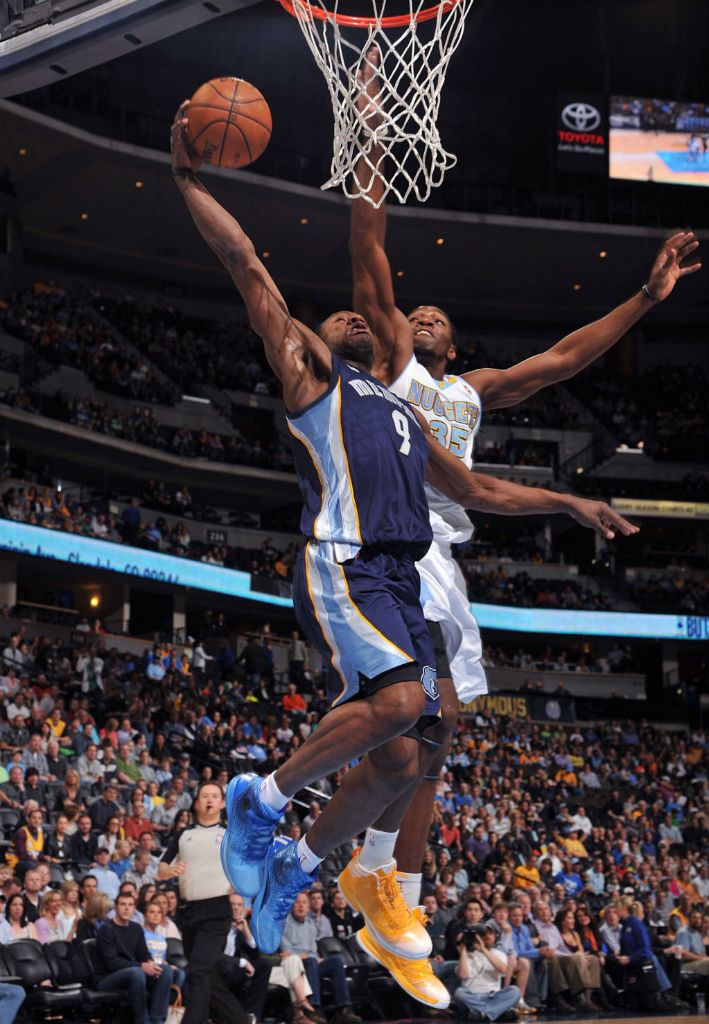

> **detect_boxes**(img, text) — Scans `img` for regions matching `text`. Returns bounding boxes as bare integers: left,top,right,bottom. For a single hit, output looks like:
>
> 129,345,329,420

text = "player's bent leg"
274,676,425,798
223,676,425,896
251,736,424,955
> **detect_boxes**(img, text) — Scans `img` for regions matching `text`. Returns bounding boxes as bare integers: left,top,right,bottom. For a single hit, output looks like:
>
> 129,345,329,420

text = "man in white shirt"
570,806,593,838
77,743,104,787
453,923,520,1022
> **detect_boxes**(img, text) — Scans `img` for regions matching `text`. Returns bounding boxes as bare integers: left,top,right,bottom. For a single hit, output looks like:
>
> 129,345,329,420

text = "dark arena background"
0,1,707,1023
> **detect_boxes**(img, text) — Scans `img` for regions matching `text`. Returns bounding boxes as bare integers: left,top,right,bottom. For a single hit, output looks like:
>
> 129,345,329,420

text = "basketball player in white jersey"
345,46,700,1007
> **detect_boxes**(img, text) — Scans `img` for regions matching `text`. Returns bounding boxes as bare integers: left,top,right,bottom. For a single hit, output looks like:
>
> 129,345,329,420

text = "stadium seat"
166,937,188,971
45,939,129,1019
2,939,85,1019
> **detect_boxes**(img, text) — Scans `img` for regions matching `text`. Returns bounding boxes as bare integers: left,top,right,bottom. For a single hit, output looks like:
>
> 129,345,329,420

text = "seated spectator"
91,847,121,900
77,742,105,787
99,813,125,856
125,793,155,846
281,893,361,1024
151,790,179,835
111,840,133,879
76,890,113,942
89,783,122,832
55,768,86,815
6,806,44,876
36,889,75,943
94,891,173,1020
152,891,181,941
57,880,81,937
453,920,521,1022
218,893,273,1023
71,813,98,865
324,887,363,942
4,891,39,941
673,907,709,981
116,742,142,786
123,849,157,889
22,733,50,779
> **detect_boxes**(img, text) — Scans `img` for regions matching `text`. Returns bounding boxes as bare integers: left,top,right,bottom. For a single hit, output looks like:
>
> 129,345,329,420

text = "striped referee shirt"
161,822,230,903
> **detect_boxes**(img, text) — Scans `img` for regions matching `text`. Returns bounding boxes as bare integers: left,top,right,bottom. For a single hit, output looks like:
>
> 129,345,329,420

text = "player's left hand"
171,101,203,173
568,497,639,540
646,230,701,301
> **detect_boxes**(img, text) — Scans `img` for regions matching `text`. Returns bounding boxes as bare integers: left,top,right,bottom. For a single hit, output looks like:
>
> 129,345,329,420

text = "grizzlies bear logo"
421,665,439,702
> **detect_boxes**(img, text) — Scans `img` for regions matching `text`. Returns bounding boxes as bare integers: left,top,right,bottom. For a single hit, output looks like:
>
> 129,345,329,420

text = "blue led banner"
1,521,706,639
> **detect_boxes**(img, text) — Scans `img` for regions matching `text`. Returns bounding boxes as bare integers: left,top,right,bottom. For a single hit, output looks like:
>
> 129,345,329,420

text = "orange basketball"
187,77,272,169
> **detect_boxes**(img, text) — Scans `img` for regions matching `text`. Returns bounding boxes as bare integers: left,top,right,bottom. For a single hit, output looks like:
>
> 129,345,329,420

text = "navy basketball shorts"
294,540,441,730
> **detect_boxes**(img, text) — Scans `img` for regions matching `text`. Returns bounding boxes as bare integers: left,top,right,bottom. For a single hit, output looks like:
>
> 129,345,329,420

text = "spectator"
453,921,521,1022
4,891,39,941
36,888,75,943
71,814,98,865
76,891,113,942
94,891,173,1020
91,847,121,900
281,893,361,1024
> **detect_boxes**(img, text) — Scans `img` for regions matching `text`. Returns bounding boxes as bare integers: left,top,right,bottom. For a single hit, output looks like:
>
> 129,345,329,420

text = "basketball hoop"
276,0,474,205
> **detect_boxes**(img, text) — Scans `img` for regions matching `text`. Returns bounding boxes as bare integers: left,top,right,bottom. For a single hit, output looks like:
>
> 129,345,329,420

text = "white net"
279,0,474,206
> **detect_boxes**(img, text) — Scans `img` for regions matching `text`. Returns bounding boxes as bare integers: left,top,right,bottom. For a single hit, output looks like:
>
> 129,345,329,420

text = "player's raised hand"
170,101,203,173
356,44,384,132
567,497,639,540
646,229,701,302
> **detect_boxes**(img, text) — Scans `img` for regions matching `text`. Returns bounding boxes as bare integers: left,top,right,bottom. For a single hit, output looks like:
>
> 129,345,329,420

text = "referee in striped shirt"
158,781,250,1024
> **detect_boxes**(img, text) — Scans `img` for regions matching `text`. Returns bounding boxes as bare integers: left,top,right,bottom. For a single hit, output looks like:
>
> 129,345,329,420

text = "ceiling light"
300,217,308,225
436,237,444,245
262,251,270,258
573,283,581,291
396,270,404,277
80,213,89,220
599,250,607,258
89,595,100,608
18,148,27,156
135,181,143,188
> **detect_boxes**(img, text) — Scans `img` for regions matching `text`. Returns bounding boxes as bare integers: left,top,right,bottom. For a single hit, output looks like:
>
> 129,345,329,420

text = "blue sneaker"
251,836,319,953
221,774,282,897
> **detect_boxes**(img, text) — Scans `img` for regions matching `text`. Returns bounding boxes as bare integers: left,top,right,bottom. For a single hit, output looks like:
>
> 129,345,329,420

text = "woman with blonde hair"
57,880,81,935
55,769,86,814
36,890,75,943
76,892,112,942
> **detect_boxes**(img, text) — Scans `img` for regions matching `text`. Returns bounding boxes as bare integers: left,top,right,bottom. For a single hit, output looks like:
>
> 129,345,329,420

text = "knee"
369,680,425,737
368,736,421,791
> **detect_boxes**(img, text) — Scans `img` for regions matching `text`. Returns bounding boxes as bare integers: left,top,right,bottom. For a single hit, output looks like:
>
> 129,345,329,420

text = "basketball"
187,77,272,169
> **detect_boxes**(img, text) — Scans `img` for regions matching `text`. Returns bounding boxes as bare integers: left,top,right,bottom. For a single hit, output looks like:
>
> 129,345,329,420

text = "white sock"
259,772,291,814
397,870,422,910
356,828,399,871
297,837,323,875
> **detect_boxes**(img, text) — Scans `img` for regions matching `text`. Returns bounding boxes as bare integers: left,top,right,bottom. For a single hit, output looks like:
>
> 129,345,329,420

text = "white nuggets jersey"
390,355,482,544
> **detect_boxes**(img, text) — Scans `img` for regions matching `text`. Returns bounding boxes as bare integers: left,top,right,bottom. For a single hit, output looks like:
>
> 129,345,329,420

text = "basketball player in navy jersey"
343,47,700,1006
170,102,635,967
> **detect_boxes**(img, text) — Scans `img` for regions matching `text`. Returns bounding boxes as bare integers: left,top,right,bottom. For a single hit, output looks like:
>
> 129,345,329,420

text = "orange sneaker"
357,908,450,1008
338,850,432,960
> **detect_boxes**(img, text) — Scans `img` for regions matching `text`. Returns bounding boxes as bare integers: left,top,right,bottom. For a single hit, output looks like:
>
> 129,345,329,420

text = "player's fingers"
665,229,693,249
602,508,639,536
679,261,702,275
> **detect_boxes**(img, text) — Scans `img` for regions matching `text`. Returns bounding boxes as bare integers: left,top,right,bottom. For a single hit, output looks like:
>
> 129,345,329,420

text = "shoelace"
377,868,414,928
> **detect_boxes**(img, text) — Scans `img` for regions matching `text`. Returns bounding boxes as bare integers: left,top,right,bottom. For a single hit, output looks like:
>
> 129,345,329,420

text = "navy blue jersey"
287,355,433,563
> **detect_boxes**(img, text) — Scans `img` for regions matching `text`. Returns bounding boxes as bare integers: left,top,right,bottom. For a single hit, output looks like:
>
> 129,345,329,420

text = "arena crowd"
0,618,707,1021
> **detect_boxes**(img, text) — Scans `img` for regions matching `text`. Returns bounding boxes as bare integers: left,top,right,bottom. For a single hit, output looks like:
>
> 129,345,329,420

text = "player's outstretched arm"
469,230,701,410
170,102,330,411
349,46,413,386
420,418,638,540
